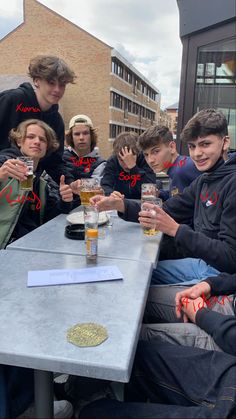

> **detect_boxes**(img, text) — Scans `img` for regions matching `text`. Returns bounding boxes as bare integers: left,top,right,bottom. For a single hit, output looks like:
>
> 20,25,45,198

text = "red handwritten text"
118,171,141,187
200,191,219,206
69,157,97,173
177,293,232,313
16,103,41,113
0,185,41,210
163,158,187,170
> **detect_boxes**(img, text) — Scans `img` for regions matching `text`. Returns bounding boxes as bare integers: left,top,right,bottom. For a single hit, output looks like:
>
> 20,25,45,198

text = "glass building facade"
177,0,235,151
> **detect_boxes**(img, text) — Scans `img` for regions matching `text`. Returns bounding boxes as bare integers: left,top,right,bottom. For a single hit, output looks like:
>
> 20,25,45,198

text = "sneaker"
54,400,73,419
75,384,116,417
17,400,73,419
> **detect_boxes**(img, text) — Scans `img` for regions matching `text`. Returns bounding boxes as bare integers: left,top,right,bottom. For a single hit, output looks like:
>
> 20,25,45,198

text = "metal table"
7,212,161,266
0,250,152,418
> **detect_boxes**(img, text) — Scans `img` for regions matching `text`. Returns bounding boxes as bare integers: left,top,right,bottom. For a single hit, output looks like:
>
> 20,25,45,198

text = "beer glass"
17,157,34,191
79,178,104,206
141,183,160,236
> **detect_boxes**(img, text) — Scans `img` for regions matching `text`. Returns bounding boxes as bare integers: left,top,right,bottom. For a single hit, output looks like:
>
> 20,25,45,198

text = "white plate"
66,211,109,226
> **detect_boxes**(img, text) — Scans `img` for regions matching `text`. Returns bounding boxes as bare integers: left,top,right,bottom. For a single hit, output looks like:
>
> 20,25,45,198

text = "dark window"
112,92,123,109
109,124,123,139
194,37,236,146
125,69,133,84
112,58,124,79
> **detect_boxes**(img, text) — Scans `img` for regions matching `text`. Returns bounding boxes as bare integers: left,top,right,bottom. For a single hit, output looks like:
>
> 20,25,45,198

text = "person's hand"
90,193,125,213
110,191,125,200
60,175,73,202
119,147,137,169
69,179,82,195
139,203,157,231
0,159,28,181
138,203,180,237
175,281,211,319
180,296,207,323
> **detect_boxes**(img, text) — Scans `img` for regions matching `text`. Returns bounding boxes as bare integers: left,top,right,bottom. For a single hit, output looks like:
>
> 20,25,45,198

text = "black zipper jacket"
101,154,156,199
0,82,68,184
121,156,236,273
63,147,106,180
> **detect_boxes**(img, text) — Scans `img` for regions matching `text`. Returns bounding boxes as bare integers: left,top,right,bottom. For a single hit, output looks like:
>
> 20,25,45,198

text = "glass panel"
194,37,236,148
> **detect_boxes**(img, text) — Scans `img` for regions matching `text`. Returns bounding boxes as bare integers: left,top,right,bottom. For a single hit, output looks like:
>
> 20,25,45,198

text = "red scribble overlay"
69,157,97,173
118,171,141,187
200,191,219,205
162,157,187,170
0,185,41,210
177,293,232,313
16,103,41,113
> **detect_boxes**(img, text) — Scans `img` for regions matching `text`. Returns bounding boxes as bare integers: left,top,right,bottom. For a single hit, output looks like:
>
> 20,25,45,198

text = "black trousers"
79,339,236,419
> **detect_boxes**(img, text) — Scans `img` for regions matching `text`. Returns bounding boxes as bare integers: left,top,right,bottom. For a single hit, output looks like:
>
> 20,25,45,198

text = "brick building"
165,102,178,138
0,0,160,158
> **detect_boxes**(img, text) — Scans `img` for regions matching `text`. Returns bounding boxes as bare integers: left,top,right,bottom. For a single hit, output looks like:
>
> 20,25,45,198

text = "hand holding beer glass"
17,157,34,190
141,183,162,236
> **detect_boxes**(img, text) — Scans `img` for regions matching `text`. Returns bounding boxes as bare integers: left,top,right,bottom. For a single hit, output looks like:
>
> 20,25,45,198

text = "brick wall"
0,0,112,157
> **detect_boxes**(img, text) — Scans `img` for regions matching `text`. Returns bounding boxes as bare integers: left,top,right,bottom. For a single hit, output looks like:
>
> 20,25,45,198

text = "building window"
111,92,123,109
133,78,139,94
141,82,146,94
111,58,124,79
124,98,132,113
124,69,133,84
196,39,236,85
194,37,236,147
132,102,140,115
146,109,155,122
109,124,123,139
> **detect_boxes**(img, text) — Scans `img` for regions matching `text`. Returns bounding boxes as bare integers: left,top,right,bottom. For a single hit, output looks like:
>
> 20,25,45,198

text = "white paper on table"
27,265,123,287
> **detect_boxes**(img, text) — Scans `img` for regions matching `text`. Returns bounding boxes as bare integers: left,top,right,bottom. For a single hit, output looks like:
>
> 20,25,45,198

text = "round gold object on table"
67,322,108,347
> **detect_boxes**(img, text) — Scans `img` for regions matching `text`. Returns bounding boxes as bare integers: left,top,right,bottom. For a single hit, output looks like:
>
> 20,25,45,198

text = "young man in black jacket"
138,125,201,200
0,119,73,248
91,109,236,283
63,114,106,180
0,55,76,184
101,132,156,199
79,272,236,419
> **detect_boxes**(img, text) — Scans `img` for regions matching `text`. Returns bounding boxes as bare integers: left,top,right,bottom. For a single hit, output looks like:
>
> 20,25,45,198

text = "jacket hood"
0,145,22,159
66,147,100,158
18,83,59,115
200,155,236,184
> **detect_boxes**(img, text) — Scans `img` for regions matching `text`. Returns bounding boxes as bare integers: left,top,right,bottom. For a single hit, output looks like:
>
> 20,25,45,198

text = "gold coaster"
67,322,108,347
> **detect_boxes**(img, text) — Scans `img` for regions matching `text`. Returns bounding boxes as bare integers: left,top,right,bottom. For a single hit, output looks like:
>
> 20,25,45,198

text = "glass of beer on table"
79,178,104,206
17,157,34,191
141,183,162,236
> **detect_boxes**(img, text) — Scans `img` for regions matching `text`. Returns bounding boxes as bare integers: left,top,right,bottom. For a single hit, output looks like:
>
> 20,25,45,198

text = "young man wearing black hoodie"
0,55,76,184
101,132,156,199
79,272,236,419
91,109,236,282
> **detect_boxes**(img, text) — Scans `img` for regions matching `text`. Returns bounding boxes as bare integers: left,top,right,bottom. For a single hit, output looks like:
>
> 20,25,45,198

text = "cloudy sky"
0,0,182,109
